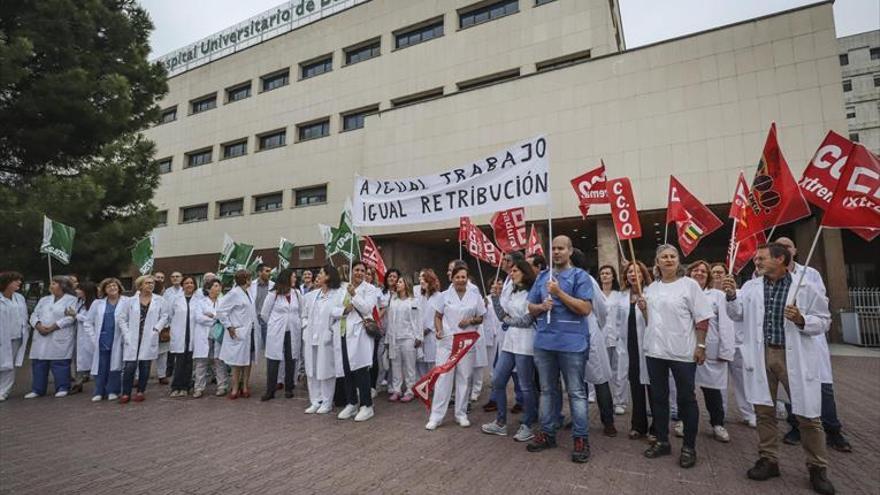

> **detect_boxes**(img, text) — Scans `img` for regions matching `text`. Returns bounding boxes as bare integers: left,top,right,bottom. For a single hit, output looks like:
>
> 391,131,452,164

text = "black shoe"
482,400,498,412
603,424,618,437
747,457,781,481
808,466,836,495
826,433,852,453
643,442,671,458
260,392,274,402
571,437,590,463
284,390,294,399
526,432,557,453
783,427,801,445
510,403,523,414
679,447,697,468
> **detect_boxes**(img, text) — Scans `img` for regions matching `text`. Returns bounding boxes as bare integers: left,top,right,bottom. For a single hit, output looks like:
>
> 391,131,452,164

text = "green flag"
40,216,75,265
327,198,359,261
247,255,263,277
131,235,155,275
278,237,295,269
218,233,254,286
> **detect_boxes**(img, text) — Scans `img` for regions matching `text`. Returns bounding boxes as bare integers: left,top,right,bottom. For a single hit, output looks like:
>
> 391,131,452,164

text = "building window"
294,185,327,206
871,48,880,60
156,158,172,174
300,55,332,79
258,130,287,150
226,82,252,103
459,0,519,29
842,80,852,92
344,39,380,65
391,87,444,108
181,204,209,223
457,69,520,91
875,75,880,87
298,246,315,260
535,0,556,5
297,119,330,141
160,106,177,124
395,18,444,49
222,140,248,159
156,210,168,227
261,69,290,92
850,133,859,142
838,53,849,66
185,148,212,168
341,105,379,131
190,94,217,114
217,198,244,218
254,192,283,212
846,107,856,119
536,50,592,71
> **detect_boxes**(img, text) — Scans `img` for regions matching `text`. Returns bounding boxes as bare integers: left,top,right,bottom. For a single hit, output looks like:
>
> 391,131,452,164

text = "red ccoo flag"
490,208,528,253
666,176,723,256
466,223,503,267
458,216,472,243
361,236,387,285
570,162,609,218
740,123,811,239
526,225,544,257
606,177,642,240
728,230,766,275
727,172,765,274
820,143,880,236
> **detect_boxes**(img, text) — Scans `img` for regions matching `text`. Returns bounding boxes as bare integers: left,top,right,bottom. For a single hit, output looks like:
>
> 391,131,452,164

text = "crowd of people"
0,235,852,494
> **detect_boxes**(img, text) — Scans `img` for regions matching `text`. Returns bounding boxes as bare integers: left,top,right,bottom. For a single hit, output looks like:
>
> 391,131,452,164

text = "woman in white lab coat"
116,275,168,403
334,261,382,421
426,265,486,430
0,272,29,401
167,276,199,397
303,264,343,414
385,276,421,403
260,268,302,401
26,275,78,399
616,261,653,440
217,269,262,400
87,278,125,402
192,278,228,397
416,269,442,376
687,260,736,443
598,265,627,414
68,280,98,394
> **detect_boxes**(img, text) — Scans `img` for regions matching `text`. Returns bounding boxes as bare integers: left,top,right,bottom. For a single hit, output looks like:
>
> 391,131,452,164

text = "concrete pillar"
597,217,621,272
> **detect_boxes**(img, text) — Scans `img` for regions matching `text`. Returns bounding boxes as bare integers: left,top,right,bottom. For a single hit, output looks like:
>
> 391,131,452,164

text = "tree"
0,0,167,177
0,134,161,280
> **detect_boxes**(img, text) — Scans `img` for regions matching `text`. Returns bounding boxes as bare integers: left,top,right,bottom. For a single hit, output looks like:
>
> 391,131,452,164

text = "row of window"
838,47,880,66
156,0,558,125
842,74,880,93
157,185,328,227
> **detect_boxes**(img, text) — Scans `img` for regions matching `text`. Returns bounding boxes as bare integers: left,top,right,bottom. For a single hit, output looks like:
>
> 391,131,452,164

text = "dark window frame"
217,198,244,218
871,48,880,60
181,204,209,224
185,148,213,168
394,18,444,50
341,104,380,132
344,38,381,66
839,53,849,66
458,0,519,30
391,87,444,108
258,129,287,150
225,81,252,103
222,139,248,159
190,94,217,115
456,68,520,91
156,210,168,227
297,119,330,142
846,107,856,119
842,80,852,92
300,54,333,80
156,157,172,174
849,132,860,143
536,49,592,71
253,192,284,213
294,185,328,207
160,106,177,124
260,69,290,93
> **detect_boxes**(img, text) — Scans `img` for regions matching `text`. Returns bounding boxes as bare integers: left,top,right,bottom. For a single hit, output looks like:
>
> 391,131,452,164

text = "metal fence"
845,288,880,347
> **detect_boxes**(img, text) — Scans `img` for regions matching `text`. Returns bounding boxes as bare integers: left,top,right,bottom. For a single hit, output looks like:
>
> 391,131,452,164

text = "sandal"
644,441,671,459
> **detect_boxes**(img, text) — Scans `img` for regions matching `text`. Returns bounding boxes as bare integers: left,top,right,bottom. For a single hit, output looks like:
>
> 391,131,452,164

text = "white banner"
353,136,549,227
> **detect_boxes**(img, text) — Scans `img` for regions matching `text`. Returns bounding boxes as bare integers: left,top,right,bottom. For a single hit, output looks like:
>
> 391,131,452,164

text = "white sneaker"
337,404,358,420
24,392,38,399
91,395,103,402
304,404,320,414
747,418,757,428
107,393,119,401
614,405,626,415
481,420,508,436
54,391,68,398
673,421,684,438
513,424,535,442
316,403,332,414
0,395,7,402
370,387,377,399
713,425,731,443
354,406,374,422
456,416,471,428
425,420,439,431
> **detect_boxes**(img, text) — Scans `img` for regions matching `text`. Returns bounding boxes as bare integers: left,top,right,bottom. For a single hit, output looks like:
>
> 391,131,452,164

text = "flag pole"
475,257,487,295
791,226,823,301
767,225,778,242
627,239,642,295
727,217,740,273
47,256,53,281
546,201,554,324
663,222,669,245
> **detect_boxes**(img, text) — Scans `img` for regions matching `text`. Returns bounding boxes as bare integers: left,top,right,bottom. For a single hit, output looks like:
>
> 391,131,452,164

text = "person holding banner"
640,245,713,468
167,276,199,398
192,278,228,398
525,236,593,464
334,261,381,421
116,275,168,403
26,276,78,399
416,269,442,377
217,270,262,400
302,265,342,414
425,265,486,430
259,268,302,401
85,278,125,402
385,276,421,403
617,261,654,440
686,261,736,443
0,272,29,401
722,243,835,495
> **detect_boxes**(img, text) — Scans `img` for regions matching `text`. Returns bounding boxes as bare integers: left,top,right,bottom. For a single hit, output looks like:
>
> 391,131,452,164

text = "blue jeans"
93,350,121,397
785,382,843,435
492,351,537,426
31,359,71,395
122,360,151,395
534,348,588,439
646,357,698,448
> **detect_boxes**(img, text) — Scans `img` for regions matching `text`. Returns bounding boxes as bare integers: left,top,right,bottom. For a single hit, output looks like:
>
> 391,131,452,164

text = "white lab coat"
615,290,649,385
695,288,736,390
0,293,29,370
117,294,168,361
192,296,221,359
303,288,341,380
598,290,624,348
433,285,486,351
248,279,276,303
385,294,421,360
73,300,96,371
793,263,833,384
726,276,831,418
417,291,441,363
29,294,77,360
167,293,199,354
260,290,303,361
217,285,262,366
333,282,380,376
585,275,613,384
86,298,125,373
498,289,535,356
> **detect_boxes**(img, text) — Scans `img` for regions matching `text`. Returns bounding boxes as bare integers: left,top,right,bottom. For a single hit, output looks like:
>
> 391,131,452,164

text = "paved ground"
1,354,877,495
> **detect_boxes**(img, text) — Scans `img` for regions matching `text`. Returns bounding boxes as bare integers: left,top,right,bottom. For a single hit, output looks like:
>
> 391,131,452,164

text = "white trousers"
156,351,169,378
390,340,417,395
429,345,474,423
417,361,434,377
306,376,335,407
0,369,15,398
729,348,755,422
608,346,627,406
471,366,485,401
194,341,228,392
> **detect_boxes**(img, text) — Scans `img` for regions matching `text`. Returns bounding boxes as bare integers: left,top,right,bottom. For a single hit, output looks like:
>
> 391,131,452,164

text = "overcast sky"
143,0,879,57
